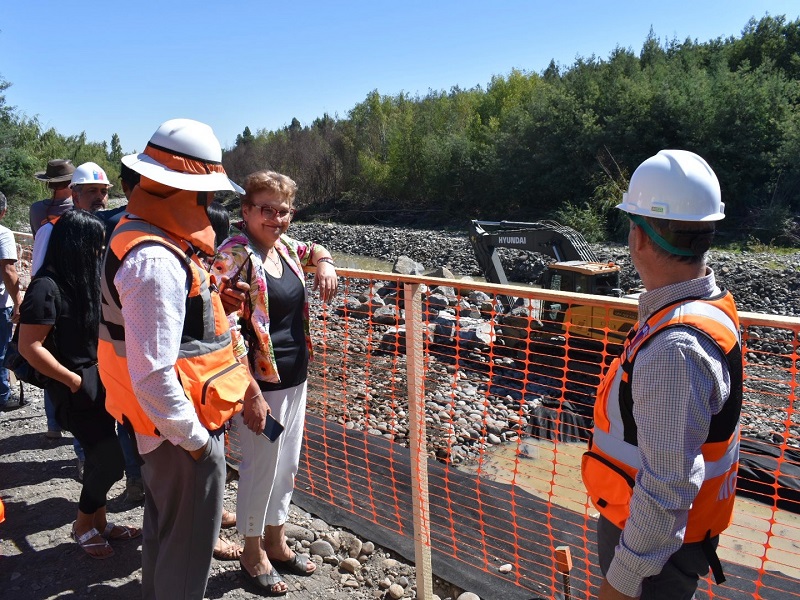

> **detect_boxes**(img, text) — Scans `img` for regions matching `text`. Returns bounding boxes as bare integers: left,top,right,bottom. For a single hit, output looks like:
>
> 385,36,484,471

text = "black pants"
52,383,124,515
597,515,716,600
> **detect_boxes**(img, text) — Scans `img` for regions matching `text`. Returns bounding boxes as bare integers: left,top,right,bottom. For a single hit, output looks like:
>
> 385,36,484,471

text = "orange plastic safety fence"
15,229,797,598
263,268,798,600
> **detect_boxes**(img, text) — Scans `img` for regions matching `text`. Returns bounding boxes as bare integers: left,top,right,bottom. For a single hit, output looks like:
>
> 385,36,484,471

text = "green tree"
109,133,123,165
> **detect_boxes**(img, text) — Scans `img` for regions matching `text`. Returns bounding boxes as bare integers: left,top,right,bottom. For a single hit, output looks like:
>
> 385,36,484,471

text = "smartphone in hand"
261,413,284,442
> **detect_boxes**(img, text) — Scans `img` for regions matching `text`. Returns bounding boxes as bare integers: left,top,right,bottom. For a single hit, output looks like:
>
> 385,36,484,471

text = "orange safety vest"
98,216,249,437
582,291,743,543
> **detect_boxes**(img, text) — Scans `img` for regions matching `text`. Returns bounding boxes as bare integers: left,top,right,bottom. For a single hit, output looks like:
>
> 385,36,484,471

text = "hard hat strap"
628,214,695,257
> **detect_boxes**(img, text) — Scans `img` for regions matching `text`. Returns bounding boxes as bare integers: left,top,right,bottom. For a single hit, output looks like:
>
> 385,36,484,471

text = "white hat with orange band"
122,118,244,194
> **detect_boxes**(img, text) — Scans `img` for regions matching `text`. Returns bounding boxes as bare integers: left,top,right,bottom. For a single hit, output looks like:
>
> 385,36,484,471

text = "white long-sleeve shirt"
30,221,52,276
113,240,209,455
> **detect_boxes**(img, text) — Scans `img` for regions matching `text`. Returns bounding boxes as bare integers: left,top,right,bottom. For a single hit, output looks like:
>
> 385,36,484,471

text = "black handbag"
4,278,61,389
4,327,52,389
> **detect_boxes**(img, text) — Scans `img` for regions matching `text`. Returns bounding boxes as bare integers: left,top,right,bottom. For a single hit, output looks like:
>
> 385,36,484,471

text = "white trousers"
234,380,307,537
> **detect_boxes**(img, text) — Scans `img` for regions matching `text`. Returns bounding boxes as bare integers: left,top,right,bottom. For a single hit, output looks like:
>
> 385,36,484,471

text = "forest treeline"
222,15,800,244
2,15,800,243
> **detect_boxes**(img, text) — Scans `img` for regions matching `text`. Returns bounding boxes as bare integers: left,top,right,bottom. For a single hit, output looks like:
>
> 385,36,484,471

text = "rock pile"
291,222,800,316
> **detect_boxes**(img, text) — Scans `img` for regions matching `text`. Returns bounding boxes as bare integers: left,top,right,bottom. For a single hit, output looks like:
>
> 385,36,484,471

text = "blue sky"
2,1,798,154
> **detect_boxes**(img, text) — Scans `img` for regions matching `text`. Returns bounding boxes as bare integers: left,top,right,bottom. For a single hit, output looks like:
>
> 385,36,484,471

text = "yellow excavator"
467,219,637,343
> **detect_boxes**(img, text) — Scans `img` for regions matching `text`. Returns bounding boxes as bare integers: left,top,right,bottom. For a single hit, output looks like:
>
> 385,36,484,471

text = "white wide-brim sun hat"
122,118,244,194
122,153,244,194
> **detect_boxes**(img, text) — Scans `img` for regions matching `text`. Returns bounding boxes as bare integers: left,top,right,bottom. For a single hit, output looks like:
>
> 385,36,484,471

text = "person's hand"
598,578,639,600
11,307,19,325
219,277,250,315
68,372,82,394
313,261,338,304
243,392,267,434
188,441,209,462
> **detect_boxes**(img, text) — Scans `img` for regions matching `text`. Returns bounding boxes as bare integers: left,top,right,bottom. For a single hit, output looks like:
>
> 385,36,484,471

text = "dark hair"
642,216,714,265
120,162,141,191
42,210,106,334
206,201,231,249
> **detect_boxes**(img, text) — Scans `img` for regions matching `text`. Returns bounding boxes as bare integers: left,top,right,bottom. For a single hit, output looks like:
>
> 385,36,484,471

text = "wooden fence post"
404,281,434,599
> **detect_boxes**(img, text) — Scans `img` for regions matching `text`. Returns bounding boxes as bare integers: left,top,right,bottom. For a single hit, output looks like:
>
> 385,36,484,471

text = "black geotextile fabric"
294,414,798,600
737,438,800,514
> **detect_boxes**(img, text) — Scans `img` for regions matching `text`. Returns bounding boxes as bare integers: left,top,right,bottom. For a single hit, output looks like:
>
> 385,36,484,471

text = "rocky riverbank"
297,222,800,450
290,221,800,316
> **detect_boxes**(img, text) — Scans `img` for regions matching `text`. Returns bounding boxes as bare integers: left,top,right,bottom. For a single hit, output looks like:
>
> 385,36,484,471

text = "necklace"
265,249,282,269
246,234,281,271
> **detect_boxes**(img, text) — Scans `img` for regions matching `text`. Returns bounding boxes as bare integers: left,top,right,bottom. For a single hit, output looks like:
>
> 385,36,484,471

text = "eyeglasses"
251,204,295,221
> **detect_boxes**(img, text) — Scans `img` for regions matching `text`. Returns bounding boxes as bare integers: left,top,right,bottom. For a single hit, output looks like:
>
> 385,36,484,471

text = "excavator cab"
539,261,626,340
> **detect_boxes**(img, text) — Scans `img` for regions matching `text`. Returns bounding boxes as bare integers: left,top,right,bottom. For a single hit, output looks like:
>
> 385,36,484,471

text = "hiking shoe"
45,430,63,439
76,458,84,482
125,477,145,503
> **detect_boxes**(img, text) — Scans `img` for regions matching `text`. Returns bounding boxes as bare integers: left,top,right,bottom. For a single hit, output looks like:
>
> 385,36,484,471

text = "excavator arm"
468,219,622,313
468,220,599,267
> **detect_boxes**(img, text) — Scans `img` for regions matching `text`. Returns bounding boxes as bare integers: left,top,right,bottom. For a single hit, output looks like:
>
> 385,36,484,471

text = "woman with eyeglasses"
212,170,337,595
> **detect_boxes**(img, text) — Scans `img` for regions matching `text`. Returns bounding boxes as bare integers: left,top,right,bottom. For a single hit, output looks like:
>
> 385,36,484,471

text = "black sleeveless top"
259,254,308,391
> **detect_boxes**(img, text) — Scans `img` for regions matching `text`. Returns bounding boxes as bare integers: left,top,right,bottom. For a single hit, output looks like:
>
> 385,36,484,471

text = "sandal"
72,526,114,560
270,552,316,576
240,560,288,596
102,523,142,541
221,509,236,529
213,537,243,561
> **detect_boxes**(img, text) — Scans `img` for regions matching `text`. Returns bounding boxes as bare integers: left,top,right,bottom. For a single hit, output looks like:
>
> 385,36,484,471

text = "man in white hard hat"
97,118,252,600
31,161,113,276
30,162,114,467
582,150,743,600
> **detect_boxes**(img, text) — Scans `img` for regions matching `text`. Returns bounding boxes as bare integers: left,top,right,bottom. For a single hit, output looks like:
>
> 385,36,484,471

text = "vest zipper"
200,362,241,405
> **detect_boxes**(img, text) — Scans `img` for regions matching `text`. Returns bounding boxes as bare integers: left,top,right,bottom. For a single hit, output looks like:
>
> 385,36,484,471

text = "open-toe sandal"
239,560,288,596
72,526,114,560
271,552,316,576
213,538,243,561
102,522,142,541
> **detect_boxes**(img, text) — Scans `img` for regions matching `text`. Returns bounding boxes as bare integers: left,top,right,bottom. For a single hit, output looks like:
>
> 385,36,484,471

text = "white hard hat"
617,149,724,222
69,162,113,189
122,118,244,194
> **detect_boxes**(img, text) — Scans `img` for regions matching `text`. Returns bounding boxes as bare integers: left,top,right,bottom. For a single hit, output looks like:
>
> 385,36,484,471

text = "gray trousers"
597,515,716,600
140,431,225,600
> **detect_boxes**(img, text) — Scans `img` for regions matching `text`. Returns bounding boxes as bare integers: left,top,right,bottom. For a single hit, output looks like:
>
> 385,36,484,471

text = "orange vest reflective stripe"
582,291,743,543
98,216,248,436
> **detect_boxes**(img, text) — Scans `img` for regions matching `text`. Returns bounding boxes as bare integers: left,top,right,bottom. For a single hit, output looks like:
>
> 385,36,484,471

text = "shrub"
552,201,608,242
